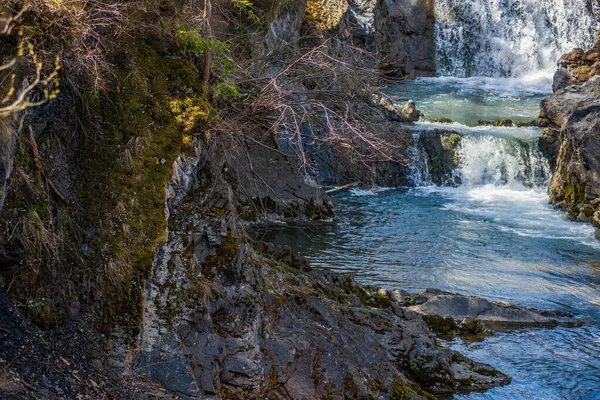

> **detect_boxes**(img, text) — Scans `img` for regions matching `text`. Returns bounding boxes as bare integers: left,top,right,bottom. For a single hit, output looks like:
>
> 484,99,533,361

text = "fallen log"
325,182,360,194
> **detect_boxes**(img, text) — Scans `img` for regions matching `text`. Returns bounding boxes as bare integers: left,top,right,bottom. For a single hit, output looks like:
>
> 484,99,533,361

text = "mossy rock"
476,119,514,127
391,376,435,400
428,116,455,124
422,314,461,335
78,31,213,332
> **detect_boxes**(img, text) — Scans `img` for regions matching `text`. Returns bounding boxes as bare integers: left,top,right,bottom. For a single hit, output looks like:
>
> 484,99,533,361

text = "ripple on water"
258,183,600,398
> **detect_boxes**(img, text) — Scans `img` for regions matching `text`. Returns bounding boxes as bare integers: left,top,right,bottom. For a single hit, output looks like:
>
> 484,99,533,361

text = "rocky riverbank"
0,0,501,399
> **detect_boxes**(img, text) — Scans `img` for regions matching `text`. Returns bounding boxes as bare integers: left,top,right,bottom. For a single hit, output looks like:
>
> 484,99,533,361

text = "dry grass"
16,208,59,260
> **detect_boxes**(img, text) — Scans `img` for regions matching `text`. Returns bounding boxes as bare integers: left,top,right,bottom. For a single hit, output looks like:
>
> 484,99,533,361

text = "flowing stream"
261,1,600,398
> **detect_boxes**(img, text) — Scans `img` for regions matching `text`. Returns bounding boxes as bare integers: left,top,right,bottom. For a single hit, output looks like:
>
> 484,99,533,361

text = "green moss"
344,284,394,310
476,119,514,127
422,314,461,335
203,230,239,276
564,177,588,217
515,119,540,127
428,116,455,124
391,376,435,400
27,303,57,331
77,32,210,332
583,207,594,217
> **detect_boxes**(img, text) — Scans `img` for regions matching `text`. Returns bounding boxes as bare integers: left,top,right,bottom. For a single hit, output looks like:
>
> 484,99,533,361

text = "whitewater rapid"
434,0,597,77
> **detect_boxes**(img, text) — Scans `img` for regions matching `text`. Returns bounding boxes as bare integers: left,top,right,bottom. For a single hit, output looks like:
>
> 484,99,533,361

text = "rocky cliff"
539,30,600,233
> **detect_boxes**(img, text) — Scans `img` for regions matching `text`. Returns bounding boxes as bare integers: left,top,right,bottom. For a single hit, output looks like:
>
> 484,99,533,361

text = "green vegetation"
428,116,455,124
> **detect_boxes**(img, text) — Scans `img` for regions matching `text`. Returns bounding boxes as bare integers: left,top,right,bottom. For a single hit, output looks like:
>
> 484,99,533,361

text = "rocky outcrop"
539,31,600,230
406,291,559,332
553,32,600,91
264,0,437,76
231,142,333,222
131,140,510,399
418,129,462,185
373,0,436,76
264,0,307,56
340,0,436,76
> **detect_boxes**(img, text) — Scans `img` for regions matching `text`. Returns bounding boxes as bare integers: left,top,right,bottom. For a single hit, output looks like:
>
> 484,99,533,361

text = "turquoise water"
259,76,600,399
387,75,551,126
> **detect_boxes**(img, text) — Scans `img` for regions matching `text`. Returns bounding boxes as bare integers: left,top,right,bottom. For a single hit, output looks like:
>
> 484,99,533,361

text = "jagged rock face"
373,0,436,76
538,127,561,170
341,0,436,76
267,0,436,76
133,141,510,399
230,142,333,222
264,0,308,56
553,33,600,91
545,77,600,214
540,35,600,227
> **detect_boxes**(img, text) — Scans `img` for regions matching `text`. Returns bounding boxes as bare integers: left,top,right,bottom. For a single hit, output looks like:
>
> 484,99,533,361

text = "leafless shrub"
0,3,60,117
20,0,132,92
212,35,410,182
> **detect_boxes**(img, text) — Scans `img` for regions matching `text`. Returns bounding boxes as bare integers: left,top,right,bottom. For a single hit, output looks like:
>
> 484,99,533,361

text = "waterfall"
407,133,434,186
409,131,550,188
455,135,550,188
434,0,598,77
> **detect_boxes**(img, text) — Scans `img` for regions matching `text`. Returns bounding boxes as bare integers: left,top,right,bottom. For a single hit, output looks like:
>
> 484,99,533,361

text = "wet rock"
538,127,560,170
553,67,579,91
541,29,600,229
373,0,436,76
401,100,422,121
460,317,484,334
418,130,462,185
543,77,600,218
407,294,558,330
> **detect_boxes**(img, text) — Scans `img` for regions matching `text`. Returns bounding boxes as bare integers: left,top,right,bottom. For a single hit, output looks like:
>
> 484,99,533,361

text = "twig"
27,126,69,204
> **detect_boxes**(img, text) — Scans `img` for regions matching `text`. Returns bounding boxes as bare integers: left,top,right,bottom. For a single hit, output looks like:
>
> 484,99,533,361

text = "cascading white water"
408,131,550,188
407,133,434,186
456,136,550,187
434,0,598,77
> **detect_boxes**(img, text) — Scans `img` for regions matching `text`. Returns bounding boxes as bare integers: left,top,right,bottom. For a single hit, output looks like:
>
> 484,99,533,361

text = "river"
261,1,600,398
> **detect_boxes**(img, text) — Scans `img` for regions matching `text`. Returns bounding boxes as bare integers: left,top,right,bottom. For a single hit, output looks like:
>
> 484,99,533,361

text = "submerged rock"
401,100,423,121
